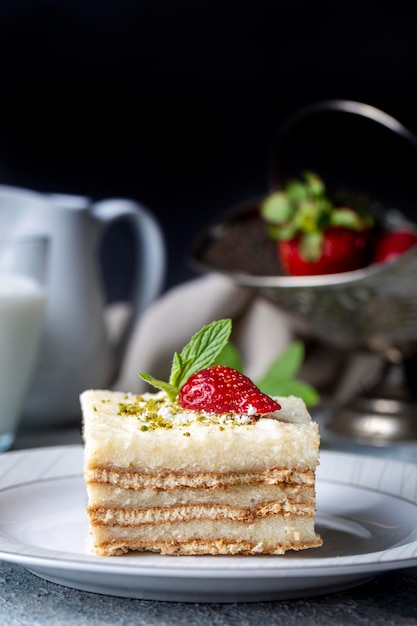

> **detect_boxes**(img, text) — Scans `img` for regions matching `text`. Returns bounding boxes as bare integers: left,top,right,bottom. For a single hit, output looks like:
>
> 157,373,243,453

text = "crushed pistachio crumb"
183,431,191,437
118,402,140,416
115,392,258,430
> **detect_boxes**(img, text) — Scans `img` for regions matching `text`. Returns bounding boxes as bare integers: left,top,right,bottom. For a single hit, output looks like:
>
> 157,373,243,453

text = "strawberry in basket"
260,172,375,276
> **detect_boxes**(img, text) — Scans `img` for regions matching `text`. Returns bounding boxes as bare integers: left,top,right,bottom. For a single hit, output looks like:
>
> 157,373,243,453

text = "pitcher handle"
92,198,166,346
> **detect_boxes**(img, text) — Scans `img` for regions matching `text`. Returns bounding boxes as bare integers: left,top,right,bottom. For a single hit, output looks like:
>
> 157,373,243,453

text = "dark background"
1,1,417,298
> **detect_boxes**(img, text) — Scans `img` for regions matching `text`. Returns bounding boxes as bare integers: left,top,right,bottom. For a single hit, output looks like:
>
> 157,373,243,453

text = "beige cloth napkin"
115,274,291,392
112,273,379,400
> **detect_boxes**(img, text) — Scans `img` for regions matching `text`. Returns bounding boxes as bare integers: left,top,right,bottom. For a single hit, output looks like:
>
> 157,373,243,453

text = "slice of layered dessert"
82,319,322,556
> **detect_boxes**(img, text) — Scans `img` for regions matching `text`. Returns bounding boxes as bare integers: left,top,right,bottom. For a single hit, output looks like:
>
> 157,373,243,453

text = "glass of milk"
0,237,48,451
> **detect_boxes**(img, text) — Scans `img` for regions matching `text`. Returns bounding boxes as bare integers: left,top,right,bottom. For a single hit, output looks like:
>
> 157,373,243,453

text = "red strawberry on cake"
178,365,281,414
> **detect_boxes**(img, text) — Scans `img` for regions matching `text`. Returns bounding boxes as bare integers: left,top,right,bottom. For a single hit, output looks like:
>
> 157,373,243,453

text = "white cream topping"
81,389,320,473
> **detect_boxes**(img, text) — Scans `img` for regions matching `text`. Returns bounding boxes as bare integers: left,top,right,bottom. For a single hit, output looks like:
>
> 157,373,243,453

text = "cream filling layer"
91,515,321,547
86,483,314,508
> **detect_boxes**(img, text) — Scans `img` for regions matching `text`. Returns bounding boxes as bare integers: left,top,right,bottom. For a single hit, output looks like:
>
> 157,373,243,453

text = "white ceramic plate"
1,445,417,602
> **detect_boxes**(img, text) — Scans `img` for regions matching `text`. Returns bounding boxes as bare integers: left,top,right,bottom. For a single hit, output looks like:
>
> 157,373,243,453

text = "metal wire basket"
191,100,417,443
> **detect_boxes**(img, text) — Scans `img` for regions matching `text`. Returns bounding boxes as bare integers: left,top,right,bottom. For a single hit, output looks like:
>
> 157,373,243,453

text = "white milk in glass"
0,272,45,450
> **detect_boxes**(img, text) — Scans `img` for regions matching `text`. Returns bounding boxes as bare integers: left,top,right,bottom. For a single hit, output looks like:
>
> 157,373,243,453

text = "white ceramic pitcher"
0,185,166,426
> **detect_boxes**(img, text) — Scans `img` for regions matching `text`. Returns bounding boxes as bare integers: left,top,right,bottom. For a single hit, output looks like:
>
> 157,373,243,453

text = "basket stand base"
326,360,417,444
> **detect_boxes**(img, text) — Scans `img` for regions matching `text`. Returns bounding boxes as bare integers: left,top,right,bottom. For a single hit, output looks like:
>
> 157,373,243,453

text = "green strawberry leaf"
299,232,323,262
285,180,309,201
329,208,364,230
294,200,320,233
267,222,298,241
303,171,325,198
315,200,332,230
261,192,294,224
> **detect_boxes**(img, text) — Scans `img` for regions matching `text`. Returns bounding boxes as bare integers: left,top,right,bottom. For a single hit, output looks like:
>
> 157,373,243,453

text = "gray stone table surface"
1,559,417,626
1,423,417,625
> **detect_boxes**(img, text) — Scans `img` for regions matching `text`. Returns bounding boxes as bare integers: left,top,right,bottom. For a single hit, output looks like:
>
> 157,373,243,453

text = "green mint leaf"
258,377,320,407
170,319,232,389
213,341,244,371
169,356,195,387
138,372,179,401
257,341,304,388
169,352,183,385
169,352,196,386
256,341,320,407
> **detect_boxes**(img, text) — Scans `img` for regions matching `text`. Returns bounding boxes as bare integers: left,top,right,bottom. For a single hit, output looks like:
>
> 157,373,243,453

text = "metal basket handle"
269,99,417,191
